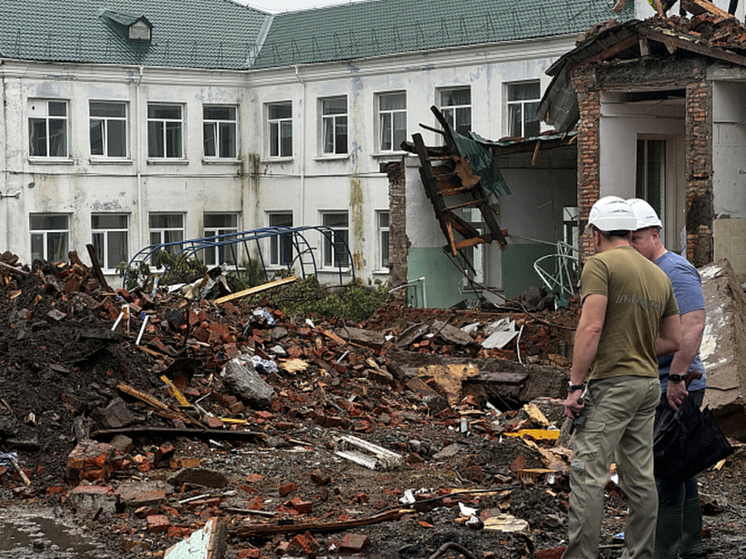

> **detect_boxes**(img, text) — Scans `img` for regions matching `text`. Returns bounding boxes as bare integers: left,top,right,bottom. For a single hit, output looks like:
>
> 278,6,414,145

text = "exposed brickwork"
572,64,601,262
386,160,409,304
685,81,714,266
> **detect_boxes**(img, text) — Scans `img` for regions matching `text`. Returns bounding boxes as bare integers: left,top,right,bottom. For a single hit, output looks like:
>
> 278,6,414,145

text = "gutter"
136,66,144,250
294,65,306,226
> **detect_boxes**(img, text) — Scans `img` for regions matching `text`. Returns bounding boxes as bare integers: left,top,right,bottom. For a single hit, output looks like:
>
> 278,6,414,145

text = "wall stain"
351,177,364,273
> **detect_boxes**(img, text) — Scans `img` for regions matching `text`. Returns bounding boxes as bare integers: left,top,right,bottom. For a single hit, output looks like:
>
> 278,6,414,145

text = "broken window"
268,212,294,267
636,138,666,227
203,106,237,159
377,210,390,271
203,213,239,266
440,88,471,136
322,211,350,268
378,92,406,152
147,104,183,158
30,214,69,262
268,103,293,158
507,81,541,138
28,100,68,158
90,101,127,158
92,214,129,270
149,213,184,255
322,97,348,155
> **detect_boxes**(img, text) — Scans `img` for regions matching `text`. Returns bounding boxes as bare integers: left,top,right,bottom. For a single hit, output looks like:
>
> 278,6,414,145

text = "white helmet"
626,198,662,230
587,196,638,233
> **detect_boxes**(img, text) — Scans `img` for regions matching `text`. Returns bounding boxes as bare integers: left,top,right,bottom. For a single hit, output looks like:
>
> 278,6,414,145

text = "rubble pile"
1,251,744,559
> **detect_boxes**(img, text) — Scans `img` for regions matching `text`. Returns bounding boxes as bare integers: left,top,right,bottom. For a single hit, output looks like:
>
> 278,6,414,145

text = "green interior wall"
407,247,465,309
501,243,555,300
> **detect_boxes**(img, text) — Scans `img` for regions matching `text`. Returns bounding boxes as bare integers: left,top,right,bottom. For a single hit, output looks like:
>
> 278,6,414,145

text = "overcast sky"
245,0,368,14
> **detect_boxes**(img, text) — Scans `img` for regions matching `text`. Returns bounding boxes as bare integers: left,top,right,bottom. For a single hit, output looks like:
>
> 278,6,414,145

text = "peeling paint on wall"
351,176,364,272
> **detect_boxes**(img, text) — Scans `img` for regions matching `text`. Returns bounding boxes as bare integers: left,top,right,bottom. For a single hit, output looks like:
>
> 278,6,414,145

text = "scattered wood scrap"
232,508,407,537
214,276,298,305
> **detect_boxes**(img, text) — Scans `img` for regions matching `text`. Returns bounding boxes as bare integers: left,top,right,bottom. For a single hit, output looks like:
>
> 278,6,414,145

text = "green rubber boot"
680,495,706,558
654,504,683,559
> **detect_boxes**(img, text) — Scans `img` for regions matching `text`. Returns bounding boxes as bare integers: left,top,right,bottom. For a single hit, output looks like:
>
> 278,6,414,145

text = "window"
460,208,485,285
378,93,406,152
90,102,127,158
563,207,579,250
636,138,666,227
377,210,390,270
268,103,292,158
321,211,350,268
440,88,471,136
322,97,347,155
149,213,184,255
30,214,69,262
28,100,68,158
203,106,237,158
148,104,183,158
507,81,541,138
203,213,239,266
268,212,294,267
92,214,129,270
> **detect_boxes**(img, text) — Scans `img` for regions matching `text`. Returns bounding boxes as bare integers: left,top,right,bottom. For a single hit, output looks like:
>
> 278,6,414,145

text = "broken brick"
340,533,370,552
278,482,297,497
146,515,170,534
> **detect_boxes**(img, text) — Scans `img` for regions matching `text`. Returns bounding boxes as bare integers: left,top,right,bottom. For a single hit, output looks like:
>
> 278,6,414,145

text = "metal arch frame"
122,225,355,289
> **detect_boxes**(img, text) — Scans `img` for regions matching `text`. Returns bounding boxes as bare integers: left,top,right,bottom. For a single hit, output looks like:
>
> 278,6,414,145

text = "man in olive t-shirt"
562,197,680,559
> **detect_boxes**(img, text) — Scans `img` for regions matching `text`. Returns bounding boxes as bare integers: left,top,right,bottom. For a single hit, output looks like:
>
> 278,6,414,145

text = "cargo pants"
562,375,661,559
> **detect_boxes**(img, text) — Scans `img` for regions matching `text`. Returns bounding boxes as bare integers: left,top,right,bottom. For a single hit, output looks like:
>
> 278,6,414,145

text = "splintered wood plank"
446,222,458,256
214,276,298,304
682,0,733,18
455,237,486,251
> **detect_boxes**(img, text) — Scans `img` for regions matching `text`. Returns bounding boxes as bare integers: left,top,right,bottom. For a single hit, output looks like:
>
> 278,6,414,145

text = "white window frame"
267,211,294,267
203,105,237,159
268,102,293,159
147,104,184,159
149,213,185,256
30,214,70,262
459,208,485,286
90,101,128,159
376,210,390,272
28,99,69,159
377,92,406,153
439,88,471,137
506,80,542,138
321,97,348,155
203,213,240,266
92,214,129,271
321,211,350,269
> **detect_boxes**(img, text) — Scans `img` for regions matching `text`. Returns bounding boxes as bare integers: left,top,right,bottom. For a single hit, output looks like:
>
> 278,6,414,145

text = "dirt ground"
1,258,745,559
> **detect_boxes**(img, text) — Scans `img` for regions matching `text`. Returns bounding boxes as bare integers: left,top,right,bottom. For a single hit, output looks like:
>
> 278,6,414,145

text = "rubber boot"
654,504,683,559
680,495,707,558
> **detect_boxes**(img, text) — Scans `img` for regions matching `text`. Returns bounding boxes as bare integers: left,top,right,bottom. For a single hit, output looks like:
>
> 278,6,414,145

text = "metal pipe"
388,276,427,308
136,66,145,252
294,66,306,227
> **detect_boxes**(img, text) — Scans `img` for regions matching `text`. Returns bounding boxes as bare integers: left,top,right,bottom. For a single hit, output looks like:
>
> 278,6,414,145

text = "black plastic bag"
653,396,732,486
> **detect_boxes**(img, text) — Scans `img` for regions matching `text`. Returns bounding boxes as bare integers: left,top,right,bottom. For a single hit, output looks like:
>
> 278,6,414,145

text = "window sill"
372,269,390,275
147,158,189,165
320,267,352,274
202,158,241,165
313,154,349,162
371,152,406,159
89,158,133,165
27,157,74,165
261,157,294,164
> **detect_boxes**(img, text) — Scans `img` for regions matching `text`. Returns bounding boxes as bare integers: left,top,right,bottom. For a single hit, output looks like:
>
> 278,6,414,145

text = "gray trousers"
563,375,661,559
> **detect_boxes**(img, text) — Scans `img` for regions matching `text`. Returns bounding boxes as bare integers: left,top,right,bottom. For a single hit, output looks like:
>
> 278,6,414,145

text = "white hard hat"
587,196,638,233
626,198,662,230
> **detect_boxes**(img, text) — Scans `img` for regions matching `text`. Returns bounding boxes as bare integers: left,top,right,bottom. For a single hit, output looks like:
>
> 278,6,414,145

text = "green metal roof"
250,0,633,69
0,0,270,70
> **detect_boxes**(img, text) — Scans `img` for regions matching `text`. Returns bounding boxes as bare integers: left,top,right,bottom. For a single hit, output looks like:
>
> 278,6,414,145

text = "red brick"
278,482,297,497
237,549,261,559
288,497,313,514
535,548,566,559
146,515,170,534
167,526,193,539
340,534,370,552
204,416,224,429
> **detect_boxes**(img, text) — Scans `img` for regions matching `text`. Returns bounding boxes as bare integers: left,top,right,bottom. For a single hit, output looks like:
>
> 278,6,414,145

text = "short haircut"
597,228,631,240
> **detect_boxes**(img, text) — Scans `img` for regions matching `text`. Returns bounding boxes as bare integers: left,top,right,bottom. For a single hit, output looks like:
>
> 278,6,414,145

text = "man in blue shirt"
628,198,707,559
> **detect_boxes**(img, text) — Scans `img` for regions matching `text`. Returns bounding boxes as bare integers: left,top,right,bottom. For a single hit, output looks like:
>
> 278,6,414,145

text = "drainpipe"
136,66,144,251
294,65,306,226
389,276,427,308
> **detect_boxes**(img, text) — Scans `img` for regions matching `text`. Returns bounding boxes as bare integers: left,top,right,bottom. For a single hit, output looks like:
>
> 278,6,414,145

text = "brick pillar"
685,80,714,267
573,65,601,262
386,160,409,305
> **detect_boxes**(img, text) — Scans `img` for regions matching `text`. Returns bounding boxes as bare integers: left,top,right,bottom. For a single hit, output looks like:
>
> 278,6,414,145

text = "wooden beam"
639,26,746,67
682,0,733,18
586,34,641,64
639,35,651,57
213,276,298,305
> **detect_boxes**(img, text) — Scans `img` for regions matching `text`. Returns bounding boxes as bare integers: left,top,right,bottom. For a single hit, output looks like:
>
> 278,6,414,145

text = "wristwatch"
567,381,585,392
668,374,685,383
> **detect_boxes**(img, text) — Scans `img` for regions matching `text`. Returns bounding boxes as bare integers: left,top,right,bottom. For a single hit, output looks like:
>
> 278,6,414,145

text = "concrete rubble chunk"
430,320,474,346
333,434,403,470
482,319,519,349
222,357,274,409
118,480,168,508
70,484,119,513
334,326,386,349
92,397,135,429
700,259,746,440
168,467,229,488
164,518,227,559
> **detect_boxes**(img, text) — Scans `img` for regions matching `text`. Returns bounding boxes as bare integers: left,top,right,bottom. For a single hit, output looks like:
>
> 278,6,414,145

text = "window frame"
28,99,69,159
376,210,390,272
267,102,293,159
267,211,294,268
30,213,70,262
439,87,471,137
203,213,240,267
148,213,185,256
320,96,348,156
89,101,128,159
147,103,184,160
321,211,350,269
377,92,407,153
506,80,542,138
91,213,129,271
203,105,238,159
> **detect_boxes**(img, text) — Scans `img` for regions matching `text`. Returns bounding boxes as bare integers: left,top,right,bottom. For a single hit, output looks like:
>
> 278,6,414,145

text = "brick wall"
386,160,409,304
